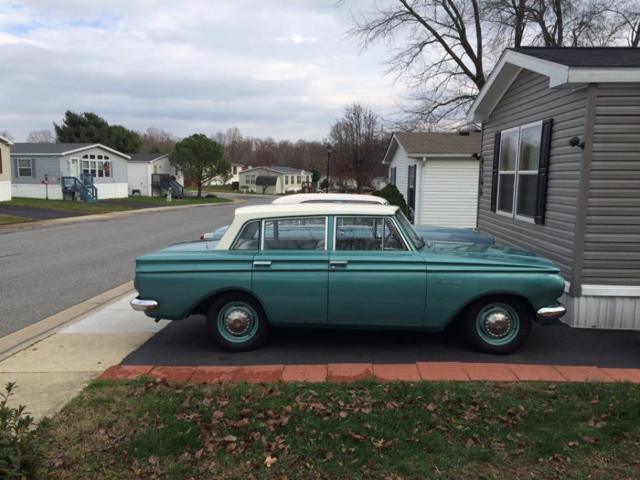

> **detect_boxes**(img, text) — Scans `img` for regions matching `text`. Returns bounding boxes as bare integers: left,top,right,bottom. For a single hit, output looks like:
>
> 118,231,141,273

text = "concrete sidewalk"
0,292,167,419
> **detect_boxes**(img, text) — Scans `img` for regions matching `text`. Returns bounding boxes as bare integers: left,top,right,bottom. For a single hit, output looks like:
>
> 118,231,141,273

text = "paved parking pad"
122,315,640,369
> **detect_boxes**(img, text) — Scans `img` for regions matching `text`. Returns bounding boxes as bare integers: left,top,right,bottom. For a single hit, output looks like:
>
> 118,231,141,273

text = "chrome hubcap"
483,311,512,338
224,309,251,336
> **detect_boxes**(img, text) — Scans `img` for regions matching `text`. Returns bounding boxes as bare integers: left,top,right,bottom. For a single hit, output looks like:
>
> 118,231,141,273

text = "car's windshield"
394,211,425,250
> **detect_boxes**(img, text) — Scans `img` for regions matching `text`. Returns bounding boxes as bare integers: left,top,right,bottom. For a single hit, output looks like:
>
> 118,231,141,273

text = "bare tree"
349,0,640,127
140,127,178,154
26,129,55,143
329,103,387,192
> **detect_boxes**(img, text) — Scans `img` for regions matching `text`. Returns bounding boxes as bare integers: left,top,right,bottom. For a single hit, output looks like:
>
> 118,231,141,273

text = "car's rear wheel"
462,297,531,354
207,294,270,352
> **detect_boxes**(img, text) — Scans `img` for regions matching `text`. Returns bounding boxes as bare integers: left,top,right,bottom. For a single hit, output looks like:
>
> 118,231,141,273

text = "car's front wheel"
207,294,270,352
462,296,532,354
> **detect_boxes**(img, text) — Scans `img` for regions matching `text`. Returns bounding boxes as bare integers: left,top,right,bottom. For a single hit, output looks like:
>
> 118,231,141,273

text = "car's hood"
423,243,560,272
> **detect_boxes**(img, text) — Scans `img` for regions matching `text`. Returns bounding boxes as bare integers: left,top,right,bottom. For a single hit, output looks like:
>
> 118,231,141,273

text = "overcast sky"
0,0,406,142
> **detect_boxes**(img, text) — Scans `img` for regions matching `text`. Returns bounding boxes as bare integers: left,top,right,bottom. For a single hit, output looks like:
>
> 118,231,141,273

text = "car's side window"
263,217,326,250
231,220,261,250
335,217,407,251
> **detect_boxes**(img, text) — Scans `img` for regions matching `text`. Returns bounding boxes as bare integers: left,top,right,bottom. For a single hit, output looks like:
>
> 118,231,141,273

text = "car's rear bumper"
130,298,158,312
536,304,566,325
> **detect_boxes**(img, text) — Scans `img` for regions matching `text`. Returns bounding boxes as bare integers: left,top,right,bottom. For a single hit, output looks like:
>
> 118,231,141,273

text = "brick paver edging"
100,362,640,384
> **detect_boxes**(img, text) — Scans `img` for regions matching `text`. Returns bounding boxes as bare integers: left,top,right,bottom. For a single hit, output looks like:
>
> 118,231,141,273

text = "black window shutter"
490,132,501,212
14,157,18,177
31,159,36,178
535,118,554,224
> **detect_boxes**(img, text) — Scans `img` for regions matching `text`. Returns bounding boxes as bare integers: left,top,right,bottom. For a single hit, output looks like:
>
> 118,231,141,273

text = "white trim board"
581,285,640,297
467,49,640,122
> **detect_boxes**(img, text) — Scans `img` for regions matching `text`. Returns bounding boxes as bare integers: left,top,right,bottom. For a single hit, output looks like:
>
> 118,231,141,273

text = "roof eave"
467,49,570,123
0,135,13,146
61,143,131,159
381,134,399,165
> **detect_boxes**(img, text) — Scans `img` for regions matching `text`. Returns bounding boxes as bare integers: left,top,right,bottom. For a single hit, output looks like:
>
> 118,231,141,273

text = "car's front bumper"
130,298,158,312
536,304,566,325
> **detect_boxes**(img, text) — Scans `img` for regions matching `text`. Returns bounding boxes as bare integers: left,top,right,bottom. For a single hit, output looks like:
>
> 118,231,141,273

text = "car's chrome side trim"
536,304,566,323
130,298,159,312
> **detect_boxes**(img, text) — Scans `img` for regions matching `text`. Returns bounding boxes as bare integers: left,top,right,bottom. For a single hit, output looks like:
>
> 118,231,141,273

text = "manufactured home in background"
10,143,130,199
0,135,12,201
468,47,640,330
127,153,184,197
383,131,481,228
239,166,312,194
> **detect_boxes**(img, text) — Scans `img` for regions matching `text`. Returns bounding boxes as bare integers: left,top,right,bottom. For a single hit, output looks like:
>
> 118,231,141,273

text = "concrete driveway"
122,315,640,369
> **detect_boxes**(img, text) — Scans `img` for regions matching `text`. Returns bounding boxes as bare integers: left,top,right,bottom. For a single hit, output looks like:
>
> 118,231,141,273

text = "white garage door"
417,159,479,228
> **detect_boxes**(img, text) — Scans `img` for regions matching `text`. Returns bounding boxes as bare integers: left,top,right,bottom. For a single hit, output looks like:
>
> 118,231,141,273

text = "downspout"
570,83,597,298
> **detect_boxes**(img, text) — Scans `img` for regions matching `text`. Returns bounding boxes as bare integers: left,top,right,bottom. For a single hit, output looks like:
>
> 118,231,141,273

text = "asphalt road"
0,196,269,337
123,317,640,368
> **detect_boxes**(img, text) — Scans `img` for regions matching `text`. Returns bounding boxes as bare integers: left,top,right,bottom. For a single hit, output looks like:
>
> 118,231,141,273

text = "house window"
17,158,32,177
389,167,397,185
497,122,542,221
297,175,301,183
285,176,289,185
81,155,112,178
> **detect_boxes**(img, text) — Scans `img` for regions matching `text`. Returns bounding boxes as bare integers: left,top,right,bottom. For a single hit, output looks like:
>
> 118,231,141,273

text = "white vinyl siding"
418,159,479,228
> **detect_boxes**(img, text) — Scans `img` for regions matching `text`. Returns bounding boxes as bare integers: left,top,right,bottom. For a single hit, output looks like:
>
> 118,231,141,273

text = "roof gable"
382,132,481,164
468,47,640,122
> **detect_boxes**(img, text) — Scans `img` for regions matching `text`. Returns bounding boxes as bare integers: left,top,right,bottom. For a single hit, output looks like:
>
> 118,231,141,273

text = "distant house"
382,131,481,227
10,143,130,199
127,153,184,196
467,47,640,330
0,135,12,201
228,163,250,184
239,166,312,194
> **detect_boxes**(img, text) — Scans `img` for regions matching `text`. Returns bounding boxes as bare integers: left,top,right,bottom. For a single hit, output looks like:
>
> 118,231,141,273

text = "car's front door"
251,216,329,325
327,216,427,327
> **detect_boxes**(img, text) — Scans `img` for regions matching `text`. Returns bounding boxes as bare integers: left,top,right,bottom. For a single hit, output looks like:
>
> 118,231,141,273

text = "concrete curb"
100,362,640,384
0,281,135,361
0,198,240,234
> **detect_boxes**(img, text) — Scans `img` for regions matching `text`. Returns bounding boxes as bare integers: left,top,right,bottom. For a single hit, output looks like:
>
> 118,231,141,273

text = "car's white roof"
271,193,388,205
234,203,399,222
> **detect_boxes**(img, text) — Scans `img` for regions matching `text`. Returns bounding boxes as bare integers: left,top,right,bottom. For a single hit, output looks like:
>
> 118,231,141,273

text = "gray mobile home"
10,143,130,199
468,47,640,330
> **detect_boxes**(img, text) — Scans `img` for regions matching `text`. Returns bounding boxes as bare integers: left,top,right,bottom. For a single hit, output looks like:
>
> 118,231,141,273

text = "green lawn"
7,197,135,215
200,184,235,193
36,380,640,479
111,195,231,207
0,214,34,225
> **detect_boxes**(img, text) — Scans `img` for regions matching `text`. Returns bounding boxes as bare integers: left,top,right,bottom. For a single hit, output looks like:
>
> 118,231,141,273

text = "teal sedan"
132,204,566,354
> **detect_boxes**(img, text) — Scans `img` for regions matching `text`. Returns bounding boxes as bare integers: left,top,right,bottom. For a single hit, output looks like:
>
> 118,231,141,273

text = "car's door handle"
329,260,348,267
253,260,272,266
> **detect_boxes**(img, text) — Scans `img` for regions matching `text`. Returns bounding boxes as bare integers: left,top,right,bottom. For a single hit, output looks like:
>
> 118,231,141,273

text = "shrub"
0,383,42,479
374,184,410,218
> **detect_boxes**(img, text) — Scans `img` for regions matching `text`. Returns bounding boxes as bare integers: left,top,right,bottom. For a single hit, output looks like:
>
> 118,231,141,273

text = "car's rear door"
251,216,329,325
327,215,427,327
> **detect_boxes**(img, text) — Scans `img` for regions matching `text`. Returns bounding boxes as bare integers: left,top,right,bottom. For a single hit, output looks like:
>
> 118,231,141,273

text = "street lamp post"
325,143,332,193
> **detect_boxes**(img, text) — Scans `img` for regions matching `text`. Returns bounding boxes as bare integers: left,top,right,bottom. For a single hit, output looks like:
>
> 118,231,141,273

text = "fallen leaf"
265,455,278,468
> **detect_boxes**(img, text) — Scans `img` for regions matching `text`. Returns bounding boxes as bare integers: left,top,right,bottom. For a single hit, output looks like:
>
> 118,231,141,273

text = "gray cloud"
0,0,404,141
